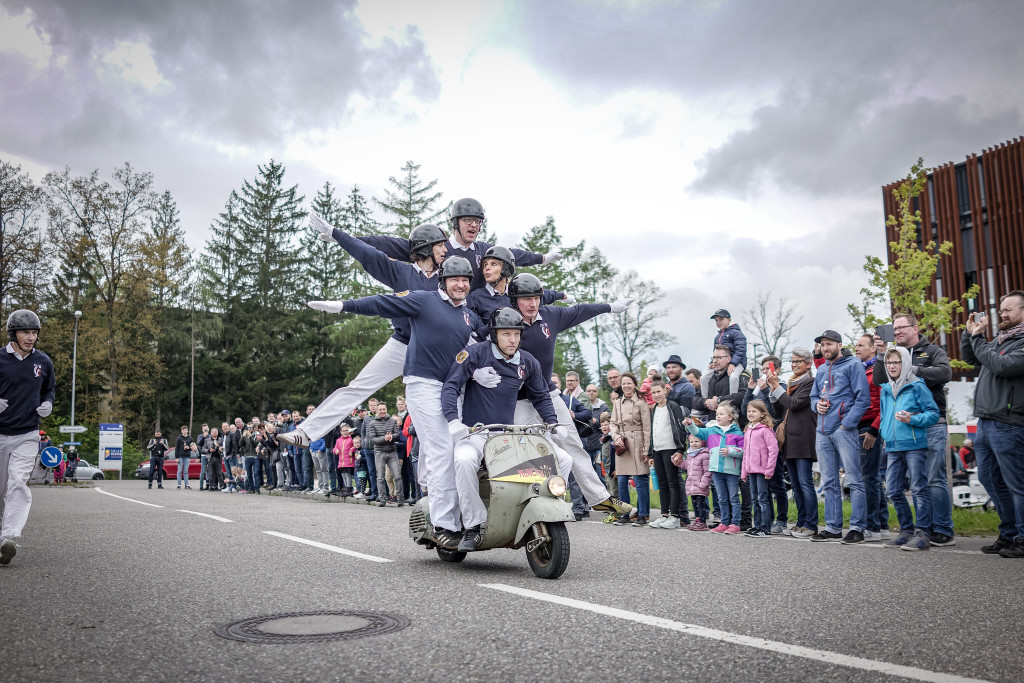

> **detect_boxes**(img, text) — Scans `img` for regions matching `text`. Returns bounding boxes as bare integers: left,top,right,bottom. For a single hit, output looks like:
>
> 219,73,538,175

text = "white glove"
36,401,52,417
609,297,634,314
0,398,7,414
308,300,344,313
311,213,334,239
552,425,569,439
448,420,469,441
543,251,563,265
562,293,577,305
473,366,502,388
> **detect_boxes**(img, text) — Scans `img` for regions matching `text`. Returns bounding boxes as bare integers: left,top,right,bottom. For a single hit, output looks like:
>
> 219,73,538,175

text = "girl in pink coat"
741,400,779,538
682,433,712,530
333,425,358,497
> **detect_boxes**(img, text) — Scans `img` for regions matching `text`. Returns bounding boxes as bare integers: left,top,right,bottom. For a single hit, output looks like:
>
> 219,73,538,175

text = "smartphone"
767,361,775,374
876,323,895,343
752,367,760,381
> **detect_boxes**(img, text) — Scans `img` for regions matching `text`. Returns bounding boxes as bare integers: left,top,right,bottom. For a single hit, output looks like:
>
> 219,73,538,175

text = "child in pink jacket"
682,433,711,530
741,400,779,538
333,425,357,497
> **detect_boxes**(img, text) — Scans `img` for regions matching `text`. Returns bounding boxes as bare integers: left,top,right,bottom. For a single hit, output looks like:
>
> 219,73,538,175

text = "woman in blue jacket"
879,346,940,551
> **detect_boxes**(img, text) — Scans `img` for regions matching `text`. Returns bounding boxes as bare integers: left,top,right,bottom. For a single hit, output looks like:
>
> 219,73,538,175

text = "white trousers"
405,381,460,532
514,390,611,506
302,337,408,441
455,432,573,528
0,431,40,540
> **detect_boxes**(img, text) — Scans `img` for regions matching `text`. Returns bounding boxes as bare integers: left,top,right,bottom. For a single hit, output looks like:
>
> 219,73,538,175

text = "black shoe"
574,514,583,522
148,485,152,489
458,526,483,552
157,485,163,489
739,522,752,531
612,514,632,526
929,532,956,547
998,539,1024,559
981,535,1013,554
581,510,590,518
433,527,461,550
841,530,865,545
378,500,387,507
811,530,843,542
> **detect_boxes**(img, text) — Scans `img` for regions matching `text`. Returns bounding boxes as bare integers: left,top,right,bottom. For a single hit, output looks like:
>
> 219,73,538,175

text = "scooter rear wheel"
437,547,467,563
526,521,570,579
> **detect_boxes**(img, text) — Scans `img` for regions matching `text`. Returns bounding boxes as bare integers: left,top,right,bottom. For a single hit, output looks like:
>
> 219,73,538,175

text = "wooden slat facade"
881,137,1024,367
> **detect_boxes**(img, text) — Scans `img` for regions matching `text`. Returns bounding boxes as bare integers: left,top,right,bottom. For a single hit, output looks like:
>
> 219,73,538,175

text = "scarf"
996,321,1024,346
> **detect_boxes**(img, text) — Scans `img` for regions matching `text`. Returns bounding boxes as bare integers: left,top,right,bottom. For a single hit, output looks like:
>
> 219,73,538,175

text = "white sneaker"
879,529,892,539
649,516,667,528
277,428,310,448
863,530,882,543
353,492,365,499
661,516,681,529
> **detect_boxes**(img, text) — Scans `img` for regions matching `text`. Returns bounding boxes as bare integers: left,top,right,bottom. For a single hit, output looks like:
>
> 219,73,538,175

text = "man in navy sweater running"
308,257,486,550
466,245,571,322
1,310,56,567
442,307,574,551
506,274,636,518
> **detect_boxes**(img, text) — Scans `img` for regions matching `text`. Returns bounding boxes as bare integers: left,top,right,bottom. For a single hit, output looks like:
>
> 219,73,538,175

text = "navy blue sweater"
441,342,556,426
331,227,439,344
358,235,544,290
467,285,565,322
518,304,611,397
343,290,486,383
0,346,56,436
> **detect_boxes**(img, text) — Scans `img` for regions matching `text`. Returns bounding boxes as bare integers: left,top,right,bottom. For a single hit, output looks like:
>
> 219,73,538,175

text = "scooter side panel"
513,497,574,546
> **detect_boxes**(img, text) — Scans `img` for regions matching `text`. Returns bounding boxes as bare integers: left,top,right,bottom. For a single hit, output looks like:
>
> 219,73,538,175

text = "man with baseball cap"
808,329,871,544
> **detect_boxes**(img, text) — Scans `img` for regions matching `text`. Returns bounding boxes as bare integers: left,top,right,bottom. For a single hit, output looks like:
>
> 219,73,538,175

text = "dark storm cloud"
0,0,440,147
514,0,1024,197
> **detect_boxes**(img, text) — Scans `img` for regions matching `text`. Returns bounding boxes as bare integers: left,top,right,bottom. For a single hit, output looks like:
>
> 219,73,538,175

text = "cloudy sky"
2,0,1022,374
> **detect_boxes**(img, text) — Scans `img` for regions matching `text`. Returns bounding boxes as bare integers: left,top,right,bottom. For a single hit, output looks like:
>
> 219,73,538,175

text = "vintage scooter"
408,423,574,579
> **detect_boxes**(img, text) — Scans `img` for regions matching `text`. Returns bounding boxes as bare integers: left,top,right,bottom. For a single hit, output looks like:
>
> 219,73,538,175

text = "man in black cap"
706,309,747,394
663,354,694,410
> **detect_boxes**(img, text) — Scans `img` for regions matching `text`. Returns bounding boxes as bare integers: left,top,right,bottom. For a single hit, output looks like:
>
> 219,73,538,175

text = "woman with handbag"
766,347,819,537
609,373,652,526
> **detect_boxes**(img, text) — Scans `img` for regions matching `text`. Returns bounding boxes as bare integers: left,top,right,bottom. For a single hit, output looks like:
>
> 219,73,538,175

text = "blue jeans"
300,449,315,489
364,449,379,497
617,474,650,518
568,472,586,515
859,427,883,532
786,458,818,531
176,457,190,486
748,473,771,531
244,456,259,492
886,448,932,532
926,423,954,537
816,427,867,532
974,419,1024,541
711,472,741,525
199,456,209,487
588,448,603,480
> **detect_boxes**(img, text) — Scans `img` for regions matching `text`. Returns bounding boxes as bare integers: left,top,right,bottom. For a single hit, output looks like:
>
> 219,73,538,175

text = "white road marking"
177,509,233,523
263,531,392,563
480,583,991,683
95,487,164,508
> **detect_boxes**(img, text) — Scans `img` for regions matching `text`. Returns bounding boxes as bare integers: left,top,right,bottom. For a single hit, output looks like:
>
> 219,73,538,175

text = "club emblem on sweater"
540,323,550,339
517,365,525,379
34,364,42,377
464,312,471,326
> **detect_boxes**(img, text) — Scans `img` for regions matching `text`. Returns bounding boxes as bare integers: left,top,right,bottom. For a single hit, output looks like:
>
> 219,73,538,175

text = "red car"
134,455,226,480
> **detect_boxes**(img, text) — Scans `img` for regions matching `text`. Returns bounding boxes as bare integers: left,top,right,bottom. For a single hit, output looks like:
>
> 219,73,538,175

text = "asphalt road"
1,481,1020,683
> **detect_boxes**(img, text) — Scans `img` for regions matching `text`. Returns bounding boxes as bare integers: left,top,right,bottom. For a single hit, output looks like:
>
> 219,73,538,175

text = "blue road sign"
40,446,64,468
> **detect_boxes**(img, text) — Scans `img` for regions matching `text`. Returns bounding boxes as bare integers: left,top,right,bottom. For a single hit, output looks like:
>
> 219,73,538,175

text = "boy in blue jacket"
879,346,940,551
708,309,747,393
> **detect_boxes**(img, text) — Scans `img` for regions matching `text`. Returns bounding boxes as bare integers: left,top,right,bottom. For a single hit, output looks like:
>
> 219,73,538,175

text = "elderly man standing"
873,312,955,547
962,291,1024,558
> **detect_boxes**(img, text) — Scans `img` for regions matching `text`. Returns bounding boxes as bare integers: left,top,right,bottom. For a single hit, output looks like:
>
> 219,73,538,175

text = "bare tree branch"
741,290,803,360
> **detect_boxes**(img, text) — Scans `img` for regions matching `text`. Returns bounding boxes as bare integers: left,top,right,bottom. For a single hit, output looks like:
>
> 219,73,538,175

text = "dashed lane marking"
95,487,164,508
480,583,991,683
263,531,392,564
177,509,233,523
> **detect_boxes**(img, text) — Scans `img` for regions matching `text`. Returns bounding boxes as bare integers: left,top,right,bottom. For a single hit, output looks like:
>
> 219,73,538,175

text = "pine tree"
341,184,386,296
374,160,449,237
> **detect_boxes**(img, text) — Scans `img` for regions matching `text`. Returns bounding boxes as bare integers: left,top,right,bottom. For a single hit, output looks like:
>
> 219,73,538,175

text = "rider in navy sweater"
466,245,569,322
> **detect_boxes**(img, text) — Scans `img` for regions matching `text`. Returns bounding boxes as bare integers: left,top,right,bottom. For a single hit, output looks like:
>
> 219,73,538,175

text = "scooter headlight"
545,476,566,497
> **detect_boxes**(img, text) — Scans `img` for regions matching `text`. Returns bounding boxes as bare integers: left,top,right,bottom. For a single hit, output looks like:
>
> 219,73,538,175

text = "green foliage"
373,160,449,236
849,158,979,367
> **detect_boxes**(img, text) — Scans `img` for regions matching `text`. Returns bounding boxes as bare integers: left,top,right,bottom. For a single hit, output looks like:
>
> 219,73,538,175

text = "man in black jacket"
174,426,197,490
648,382,691,528
146,430,169,489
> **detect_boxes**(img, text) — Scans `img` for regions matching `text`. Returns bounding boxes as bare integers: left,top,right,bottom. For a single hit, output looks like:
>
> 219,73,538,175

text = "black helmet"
450,197,485,236
489,307,525,346
508,273,543,302
482,245,515,282
438,256,473,287
7,309,40,341
408,223,447,260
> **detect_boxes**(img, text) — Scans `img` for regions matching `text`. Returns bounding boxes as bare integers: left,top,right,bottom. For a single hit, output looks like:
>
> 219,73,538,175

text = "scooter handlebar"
465,423,568,436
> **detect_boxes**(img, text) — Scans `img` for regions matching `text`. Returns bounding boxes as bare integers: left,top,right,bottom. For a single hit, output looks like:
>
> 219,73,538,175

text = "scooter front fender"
513,496,574,546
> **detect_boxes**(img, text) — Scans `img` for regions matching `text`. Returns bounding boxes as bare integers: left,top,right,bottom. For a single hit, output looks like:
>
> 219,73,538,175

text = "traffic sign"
59,425,87,434
40,446,64,468
62,442,81,446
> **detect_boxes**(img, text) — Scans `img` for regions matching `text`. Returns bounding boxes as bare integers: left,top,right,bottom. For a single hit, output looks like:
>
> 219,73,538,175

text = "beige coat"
609,394,651,476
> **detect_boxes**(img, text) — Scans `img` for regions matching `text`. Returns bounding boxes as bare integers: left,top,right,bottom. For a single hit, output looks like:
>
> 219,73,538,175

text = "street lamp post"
752,342,762,369
71,310,81,427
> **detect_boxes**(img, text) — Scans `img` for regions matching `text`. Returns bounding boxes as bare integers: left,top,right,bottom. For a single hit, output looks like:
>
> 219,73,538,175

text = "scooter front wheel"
526,521,570,579
437,547,467,563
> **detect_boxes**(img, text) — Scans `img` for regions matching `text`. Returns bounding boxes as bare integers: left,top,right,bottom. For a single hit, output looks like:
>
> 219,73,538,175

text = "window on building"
956,164,970,215
964,271,978,312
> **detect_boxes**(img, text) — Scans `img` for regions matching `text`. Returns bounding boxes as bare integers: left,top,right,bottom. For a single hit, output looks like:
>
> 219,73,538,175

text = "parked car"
74,459,106,481
134,456,224,480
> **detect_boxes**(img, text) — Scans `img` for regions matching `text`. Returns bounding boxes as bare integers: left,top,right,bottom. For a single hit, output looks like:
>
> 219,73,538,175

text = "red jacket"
859,360,881,436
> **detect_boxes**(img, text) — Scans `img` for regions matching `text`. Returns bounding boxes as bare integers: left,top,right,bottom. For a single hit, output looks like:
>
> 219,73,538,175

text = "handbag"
614,436,629,456
775,409,789,448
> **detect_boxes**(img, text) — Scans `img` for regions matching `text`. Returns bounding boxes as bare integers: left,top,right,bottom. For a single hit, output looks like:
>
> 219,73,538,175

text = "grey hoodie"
886,346,914,397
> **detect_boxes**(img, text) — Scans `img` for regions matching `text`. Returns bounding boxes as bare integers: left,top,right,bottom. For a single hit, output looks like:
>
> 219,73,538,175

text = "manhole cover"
215,611,410,643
